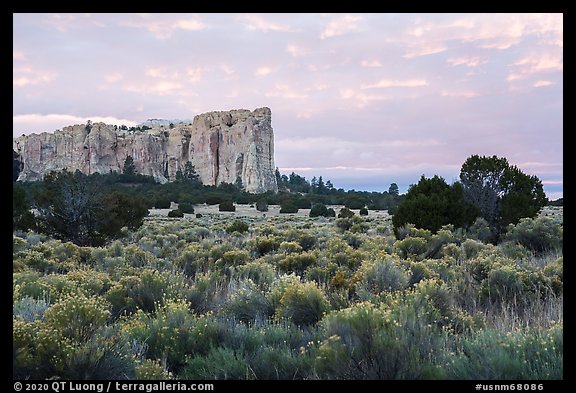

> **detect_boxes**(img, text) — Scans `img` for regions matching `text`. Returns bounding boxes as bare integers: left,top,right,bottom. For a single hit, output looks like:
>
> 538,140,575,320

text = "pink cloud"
320,14,363,39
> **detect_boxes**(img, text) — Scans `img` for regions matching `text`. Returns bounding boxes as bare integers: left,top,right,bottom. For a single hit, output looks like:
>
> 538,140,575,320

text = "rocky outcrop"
13,108,278,193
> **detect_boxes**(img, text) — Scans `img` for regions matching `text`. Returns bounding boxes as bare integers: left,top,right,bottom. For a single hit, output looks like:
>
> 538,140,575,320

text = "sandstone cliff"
13,108,278,193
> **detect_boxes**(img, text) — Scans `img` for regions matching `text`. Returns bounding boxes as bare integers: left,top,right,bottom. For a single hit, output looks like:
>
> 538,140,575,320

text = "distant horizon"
14,13,563,200
12,109,563,201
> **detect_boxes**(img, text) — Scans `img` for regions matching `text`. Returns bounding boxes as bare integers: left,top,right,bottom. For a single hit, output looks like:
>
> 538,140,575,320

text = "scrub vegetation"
13,206,562,380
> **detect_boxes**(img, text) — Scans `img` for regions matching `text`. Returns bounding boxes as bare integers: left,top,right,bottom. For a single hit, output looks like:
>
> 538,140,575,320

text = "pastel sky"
13,13,563,199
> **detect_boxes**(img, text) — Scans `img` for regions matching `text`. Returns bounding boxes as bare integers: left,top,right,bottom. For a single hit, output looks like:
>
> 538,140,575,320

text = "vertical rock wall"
13,107,278,193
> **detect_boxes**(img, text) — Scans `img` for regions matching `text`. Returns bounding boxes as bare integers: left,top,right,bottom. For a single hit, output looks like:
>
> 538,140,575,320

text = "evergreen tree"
123,155,137,176
460,155,547,231
392,175,478,236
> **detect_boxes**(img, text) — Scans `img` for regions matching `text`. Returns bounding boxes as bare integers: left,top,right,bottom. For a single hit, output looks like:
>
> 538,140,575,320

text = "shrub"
277,252,318,275
462,238,489,260
234,260,277,289
219,200,236,212
338,207,355,218
223,280,274,323
467,217,496,243
335,215,364,232
278,241,303,255
216,250,250,270
196,213,203,218
135,359,173,380
168,209,184,218
44,293,111,342
393,237,429,260
446,324,563,379
178,203,195,214
123,301,224,372
480,264,553,308
204,194,224,205
250,237,280,256
59,327,137,380
317,300,443,379
310,204,336,218
279,201,298,214
359,207,368,216
502,216,562,254
107,269,193,315
182,347,250,380
13,296,51,322
353,257,410,299
66,269,112,296
226,220,249,234
256,199,269,212
408,261,438,286
154,198,171,209
273,278,329,326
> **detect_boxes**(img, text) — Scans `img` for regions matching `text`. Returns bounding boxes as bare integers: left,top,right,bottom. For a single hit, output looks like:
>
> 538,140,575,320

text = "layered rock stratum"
13,107,278,193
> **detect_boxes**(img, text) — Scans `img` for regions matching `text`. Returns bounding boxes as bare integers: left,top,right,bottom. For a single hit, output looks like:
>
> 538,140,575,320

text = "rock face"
13,107,278,193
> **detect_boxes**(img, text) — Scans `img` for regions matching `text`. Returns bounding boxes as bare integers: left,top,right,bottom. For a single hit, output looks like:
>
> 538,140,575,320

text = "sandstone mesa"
13,107,278,194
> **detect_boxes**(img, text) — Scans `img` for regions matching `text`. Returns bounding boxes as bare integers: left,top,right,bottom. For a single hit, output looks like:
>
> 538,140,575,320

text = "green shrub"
174,244,209,277
296,233,317,251
219,200,236,212
503,216,562,254
278,241,303,255
216,250,250,270
353,257,410,299
223,280,274,323
167,209,184,218
310,204,336,218
247,343,313,379
335,215,365,232
122,301,224,372
338,207,355,218
13,318,76,379
279,202,298,214
154,198,171,209
393,237,429,260
256,199,269,212
178,203,195,214
13,296,50,322
446,324,563,379
249,236,280,256
480,264,554,307
234,260,277,290
66,269,111,296
19,250,58,273
317,300,443,379
182,347,250,380
44,293,111,342
408,261,438,286
226,220,249,234
467,217,496,243
277,252,318,275
273,278,329,326
107,269,193,315
59,327,137,380
135,359,173,380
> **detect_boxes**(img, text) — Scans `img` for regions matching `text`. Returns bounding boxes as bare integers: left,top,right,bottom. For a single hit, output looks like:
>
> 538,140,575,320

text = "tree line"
13,153,551,246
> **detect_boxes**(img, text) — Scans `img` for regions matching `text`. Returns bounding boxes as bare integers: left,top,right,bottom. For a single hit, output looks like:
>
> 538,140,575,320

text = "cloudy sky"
13,13,563,199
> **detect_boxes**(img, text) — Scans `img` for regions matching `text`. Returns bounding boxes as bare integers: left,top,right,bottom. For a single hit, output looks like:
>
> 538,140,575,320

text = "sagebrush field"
13,205,563,380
